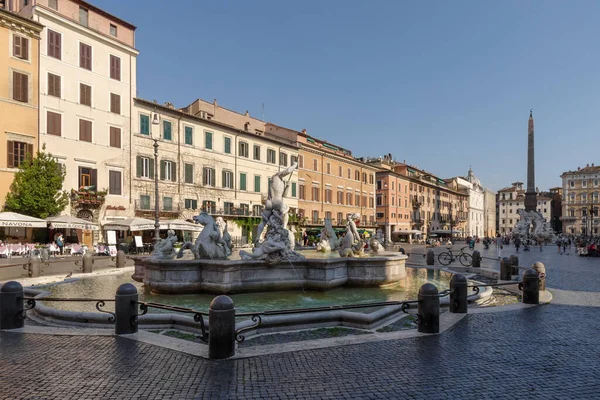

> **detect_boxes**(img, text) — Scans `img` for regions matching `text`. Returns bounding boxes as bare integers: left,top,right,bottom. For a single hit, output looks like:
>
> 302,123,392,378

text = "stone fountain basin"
132,252,408,295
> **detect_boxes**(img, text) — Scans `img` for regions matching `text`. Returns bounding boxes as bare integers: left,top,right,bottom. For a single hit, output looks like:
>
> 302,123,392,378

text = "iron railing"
134,301,209,342
22,297,115,321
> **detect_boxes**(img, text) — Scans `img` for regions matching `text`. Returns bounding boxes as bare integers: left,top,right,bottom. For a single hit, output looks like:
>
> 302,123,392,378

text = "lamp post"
151,110,161,245
384,183,388,244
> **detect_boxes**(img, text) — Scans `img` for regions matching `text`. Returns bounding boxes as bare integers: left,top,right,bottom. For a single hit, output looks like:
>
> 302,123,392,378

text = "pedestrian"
556,239,562,253
514,237,521,252
302,231,308,246
495,233,503,259
56,233,64,256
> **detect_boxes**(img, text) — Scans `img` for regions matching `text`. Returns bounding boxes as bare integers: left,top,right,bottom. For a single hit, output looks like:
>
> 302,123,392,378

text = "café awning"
102,217,159,231
46,215,99,231
0,212,47,228
393,230,422,235
160,219,203,232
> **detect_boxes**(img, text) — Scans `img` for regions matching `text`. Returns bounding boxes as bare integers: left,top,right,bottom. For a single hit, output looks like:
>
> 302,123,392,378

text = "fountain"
132,163,407,294
513,210,556,244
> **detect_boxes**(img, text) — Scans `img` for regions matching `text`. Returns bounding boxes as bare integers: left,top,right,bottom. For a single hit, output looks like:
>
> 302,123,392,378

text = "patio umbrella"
0,212,47,228
160,219,202,232
46,215,99,231
101,218,159,231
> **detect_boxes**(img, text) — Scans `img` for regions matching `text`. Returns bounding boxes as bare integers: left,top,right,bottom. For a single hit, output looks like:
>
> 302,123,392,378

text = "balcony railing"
71,189,106,208
134,200,181,213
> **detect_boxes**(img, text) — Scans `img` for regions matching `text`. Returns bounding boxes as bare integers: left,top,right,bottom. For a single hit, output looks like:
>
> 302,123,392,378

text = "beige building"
266,124,378,235
497,182,552,235
560,164,599,235
0,8,43,208
131,99,298,242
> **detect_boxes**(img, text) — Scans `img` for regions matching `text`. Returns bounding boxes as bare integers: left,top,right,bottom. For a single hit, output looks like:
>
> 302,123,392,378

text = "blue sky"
96,0,600,191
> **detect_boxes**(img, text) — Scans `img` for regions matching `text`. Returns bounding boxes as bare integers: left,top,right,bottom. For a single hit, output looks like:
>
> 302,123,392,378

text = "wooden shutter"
79,119,91,142
80,84,91,106
110,127,121,148
211,168,215,186
13,71,21,102
90,169,97,188
21,73,28,103
148,158,154,179
110,93,120,114
48,30,61,59
171,162,177,182
160,160,165,180
27,143,33,161
47,111,62,136
7,140,14,168
22,37,28,60
136,156,142,177
80,43,91,70
77,167,83,187
110,55,121,80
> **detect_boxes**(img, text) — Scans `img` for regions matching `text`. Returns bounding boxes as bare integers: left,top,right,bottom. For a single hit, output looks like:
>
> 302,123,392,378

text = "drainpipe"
129,54,133,207
177,114,182,215
234,132,239,200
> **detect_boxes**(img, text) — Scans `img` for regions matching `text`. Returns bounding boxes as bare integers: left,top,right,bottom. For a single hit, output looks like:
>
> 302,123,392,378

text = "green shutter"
149,158,154,179
171,162,177,181
160,160,165,180
163,121,172,140
240,173,246,191
254,176,260,192
211,168,215,186
292,182,297,197
185,127,193,145
140,114,149,135
224,137,231,153
205,132,212,149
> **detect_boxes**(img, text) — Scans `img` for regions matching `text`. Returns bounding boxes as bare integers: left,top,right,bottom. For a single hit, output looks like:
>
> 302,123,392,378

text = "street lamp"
151,109,161,245
384,183,388,244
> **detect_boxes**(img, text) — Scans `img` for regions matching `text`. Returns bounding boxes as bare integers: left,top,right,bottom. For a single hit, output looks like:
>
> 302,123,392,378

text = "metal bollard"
28,254,41,278
500,257,512,280
426,249,435,265
522,269,539,305
417,283,439,333
449,274,468,313
0,281,24,330
209,295,236,359
399,247,406,255
509,255,519,276
472,250,481,268
83,252,94,273
531,262,546,291
115,283,138,335
116,250,126,268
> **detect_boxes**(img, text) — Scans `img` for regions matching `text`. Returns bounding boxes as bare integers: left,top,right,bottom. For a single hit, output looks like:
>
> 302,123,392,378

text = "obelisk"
525,110,536,212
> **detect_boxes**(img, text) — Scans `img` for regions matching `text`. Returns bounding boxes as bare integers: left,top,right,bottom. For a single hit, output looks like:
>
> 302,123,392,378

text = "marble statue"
240,163,304,263
177,212,232,260
152,230,178,259
338,213,365,257
369,228,385,253
316,218,340,252
513,209,556,244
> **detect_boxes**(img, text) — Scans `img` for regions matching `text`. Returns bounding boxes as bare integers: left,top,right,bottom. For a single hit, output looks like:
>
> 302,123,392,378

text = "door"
82,230,93,248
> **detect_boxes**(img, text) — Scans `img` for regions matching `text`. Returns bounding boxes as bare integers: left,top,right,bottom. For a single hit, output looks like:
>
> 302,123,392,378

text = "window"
47,111,61,136
312,187,320,202
139,195,151,210
205,131,213,149
136,156,153,179
110,24,117,37
185,199,198,210
337,191,343,205
160,160,176,181
108,171,122,195
298,155,304,168
203,167,216,186
110,93,120,114
79,43,91,70
47,73,61,97
312,210,319,222
355,171,360,181
163,121,172,140
184,163,194,184
78,167,97,188
79,7,88,26
79,83,91,106
346,192,352,205
47,30,61,59
13,35,28,60
224,137,231,154
583,180,587,187
79,119,92,142
376,195,382,206
140,114,150,135
313,158,318,171
222,170,233,189
337,212,343,223
163,197,173,211
224,202,234,214
370,174,374,184
267,149,276,164
48,0,57,9
6,141,33,168
291,156,298,166
291,182,297,197
347,168,351,179
253,145,260,160
239,173,247,191
109,126,121,148
355,194,360,206
325,189,332,203
12,71,28,103
239,142,249,158
279,152,287,166
184,126,193,145
254,175,261,192
110,55,121,81
338,166,342,177
299,184,305,200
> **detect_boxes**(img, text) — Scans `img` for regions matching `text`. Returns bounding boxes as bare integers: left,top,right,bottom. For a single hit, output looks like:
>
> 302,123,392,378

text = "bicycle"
437,246,473,266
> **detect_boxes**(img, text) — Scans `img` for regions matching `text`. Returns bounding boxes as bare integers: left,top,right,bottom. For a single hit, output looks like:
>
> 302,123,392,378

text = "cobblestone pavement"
1,247,600,399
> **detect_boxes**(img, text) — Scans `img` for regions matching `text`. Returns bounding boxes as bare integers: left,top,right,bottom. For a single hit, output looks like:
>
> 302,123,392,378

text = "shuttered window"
184,126,193,145
136,156,153,179
47,111,61,136
163,121,172,140
140,114,150,135
110,55,121,81
47,30,61,60
160,160,177,182
239,173,247,191
109,127,121,148
222,170,233,189
184,163,194,184
109,171,122,195
79,43,92,70
110,93,120,114
12,71,28,103
48,73,61,97
79,119,92,142
254,175,261,192
203,167,216,186
78,167,97,188
13,36,29,60
7,141,33,168
80,83,91,106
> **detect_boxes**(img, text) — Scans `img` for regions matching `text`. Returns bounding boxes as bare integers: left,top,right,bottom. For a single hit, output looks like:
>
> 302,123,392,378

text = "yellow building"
0,8,42,207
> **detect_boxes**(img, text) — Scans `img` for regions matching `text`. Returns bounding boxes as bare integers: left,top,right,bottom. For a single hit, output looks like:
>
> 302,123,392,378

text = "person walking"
56,233,64,256
514,237,521,252
495,233,503,259
302,231,308,246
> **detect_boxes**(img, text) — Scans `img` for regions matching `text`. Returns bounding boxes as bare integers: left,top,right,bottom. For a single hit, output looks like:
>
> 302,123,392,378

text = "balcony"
134,200,181,217
71,189,106,208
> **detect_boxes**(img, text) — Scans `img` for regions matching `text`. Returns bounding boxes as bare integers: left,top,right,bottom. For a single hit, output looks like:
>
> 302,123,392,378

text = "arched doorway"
77,210,94,247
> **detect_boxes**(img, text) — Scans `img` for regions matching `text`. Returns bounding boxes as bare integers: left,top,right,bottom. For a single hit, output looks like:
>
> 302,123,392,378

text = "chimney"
213,99,218,106
245,110,249,117
302,129,307,134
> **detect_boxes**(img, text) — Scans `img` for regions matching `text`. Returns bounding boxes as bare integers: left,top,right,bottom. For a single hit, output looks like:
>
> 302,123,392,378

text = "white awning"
431,229,463,234
392,230,423,235
101,217,159,231
0,212,47,228
160,219,203,232
46,215,99,231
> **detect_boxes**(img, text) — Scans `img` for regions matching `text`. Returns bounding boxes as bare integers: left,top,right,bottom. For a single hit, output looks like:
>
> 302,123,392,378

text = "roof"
560,165,600,176
75,0,136,30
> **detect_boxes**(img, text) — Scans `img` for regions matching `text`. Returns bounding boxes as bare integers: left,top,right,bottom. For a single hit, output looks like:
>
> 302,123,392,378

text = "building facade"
266,124,377,233
10,0,138,245
560,164,599,236
497,182,552,235
0,8,42,207
464,168,485,237
131,99,299,242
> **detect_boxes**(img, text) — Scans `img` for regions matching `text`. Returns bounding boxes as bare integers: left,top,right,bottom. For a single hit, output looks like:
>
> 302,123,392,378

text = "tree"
4,144,68,218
